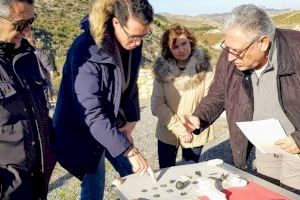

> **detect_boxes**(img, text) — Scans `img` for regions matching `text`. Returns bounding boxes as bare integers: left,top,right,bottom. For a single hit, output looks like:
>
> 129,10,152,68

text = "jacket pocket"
0,81,17,100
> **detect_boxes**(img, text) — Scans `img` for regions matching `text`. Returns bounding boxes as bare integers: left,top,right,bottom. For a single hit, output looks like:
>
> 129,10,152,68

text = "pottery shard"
175,181,190,190
195,170,202,177
176,181,184,190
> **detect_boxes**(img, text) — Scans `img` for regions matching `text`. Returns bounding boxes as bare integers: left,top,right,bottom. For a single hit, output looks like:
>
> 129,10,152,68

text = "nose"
178,46,184,53
21,25,32,37
228,53,238,62
133,39,142,47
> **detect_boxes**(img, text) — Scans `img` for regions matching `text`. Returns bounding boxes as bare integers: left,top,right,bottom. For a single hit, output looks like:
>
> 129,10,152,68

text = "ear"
112,17,119,27
258,36,271,52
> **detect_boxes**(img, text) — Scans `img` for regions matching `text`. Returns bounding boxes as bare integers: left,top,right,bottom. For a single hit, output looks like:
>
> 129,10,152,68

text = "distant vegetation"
272,11,300,29
153,14,172,30
33,1,91,90
34,1,90,66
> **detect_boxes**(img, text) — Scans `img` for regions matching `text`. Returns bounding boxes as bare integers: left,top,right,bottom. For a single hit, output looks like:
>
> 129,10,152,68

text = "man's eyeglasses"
119,23,152,42
220,40,255,60
0,14,37,32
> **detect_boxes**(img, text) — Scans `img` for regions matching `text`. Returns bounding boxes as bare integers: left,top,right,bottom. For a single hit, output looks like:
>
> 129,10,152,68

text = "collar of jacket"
235,28,295,77
80,17,118,66
0,39,34,63
86,34,117,66
153,48,211,83
0,42,15,59
275,28,295,75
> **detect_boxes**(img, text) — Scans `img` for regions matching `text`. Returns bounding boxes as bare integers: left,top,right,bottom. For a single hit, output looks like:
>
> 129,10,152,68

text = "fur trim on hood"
89,0,116,46
153,48,211,86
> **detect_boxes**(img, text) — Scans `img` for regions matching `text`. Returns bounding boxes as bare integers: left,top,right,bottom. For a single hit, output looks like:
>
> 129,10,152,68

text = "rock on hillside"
272,10,300,29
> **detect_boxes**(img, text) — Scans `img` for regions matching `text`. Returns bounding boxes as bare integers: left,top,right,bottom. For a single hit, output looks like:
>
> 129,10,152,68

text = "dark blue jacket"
53,19,141,179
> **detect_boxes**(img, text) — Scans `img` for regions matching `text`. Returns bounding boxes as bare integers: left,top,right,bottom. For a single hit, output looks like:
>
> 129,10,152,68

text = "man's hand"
119,121,137,143
119,121,137,135
125,147,149,175
275,135,300,154
183,115,200,133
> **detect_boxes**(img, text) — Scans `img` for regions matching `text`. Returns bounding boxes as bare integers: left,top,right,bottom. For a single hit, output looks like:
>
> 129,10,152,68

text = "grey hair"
224,4,276,42
0,0,34,17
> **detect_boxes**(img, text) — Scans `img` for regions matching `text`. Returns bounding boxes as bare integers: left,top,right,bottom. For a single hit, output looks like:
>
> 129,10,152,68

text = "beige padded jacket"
151,49,215,148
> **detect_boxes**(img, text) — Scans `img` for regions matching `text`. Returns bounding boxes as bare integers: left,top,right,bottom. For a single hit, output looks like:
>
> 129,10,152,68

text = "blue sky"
148,0,300,16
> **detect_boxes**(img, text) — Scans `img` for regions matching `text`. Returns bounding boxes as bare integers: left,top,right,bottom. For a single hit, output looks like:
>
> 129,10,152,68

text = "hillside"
33,0,91,90
163,13,222,29
141,14,168,68
33,2,300,94
272,10,300,29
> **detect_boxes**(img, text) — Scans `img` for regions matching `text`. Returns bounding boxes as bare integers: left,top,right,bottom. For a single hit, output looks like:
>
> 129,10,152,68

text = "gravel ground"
48,98,255,200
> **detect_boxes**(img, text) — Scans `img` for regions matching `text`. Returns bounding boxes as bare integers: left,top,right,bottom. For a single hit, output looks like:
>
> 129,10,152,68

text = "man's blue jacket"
53,18,141,179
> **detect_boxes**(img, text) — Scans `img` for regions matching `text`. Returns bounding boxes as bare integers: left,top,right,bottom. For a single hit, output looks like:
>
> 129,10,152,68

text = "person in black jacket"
0,0,56,199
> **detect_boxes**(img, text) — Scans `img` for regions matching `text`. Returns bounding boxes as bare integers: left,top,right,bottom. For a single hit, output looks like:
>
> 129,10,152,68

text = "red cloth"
199,181,291,200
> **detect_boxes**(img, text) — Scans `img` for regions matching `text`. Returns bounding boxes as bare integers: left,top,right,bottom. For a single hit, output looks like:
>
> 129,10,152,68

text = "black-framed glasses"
0,13,37,32
119,22,152,42
220,40,256,60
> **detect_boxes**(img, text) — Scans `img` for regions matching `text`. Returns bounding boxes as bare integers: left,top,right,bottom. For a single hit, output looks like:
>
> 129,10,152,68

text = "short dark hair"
0,0,34,17
161,24,197,60
114,0,154,26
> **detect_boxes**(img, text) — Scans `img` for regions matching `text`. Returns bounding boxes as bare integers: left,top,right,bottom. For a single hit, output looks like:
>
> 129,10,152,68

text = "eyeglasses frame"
220,39,256,60
118,20,152,42
0,13,37,32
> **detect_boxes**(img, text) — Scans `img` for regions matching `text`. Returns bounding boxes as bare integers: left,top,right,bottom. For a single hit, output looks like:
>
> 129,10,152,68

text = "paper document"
236,119,289,155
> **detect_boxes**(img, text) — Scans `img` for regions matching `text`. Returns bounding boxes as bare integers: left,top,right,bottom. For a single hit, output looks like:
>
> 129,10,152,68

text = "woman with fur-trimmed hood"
151,24,215,169
53,0,154,199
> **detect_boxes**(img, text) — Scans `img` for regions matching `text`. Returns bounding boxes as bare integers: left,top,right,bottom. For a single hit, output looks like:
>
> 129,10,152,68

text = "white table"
115,161,300,200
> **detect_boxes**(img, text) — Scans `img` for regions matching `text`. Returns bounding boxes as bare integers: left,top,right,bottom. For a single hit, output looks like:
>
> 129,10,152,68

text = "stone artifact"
175,181,190,190
181,192,187,196
176,181,185,190
169,179,176,184
195,171,202,177
166,189,174,193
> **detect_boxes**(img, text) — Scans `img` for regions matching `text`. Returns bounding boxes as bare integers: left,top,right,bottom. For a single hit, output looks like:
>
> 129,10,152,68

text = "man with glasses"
184,4,300,194
53,0,154,199
0,0,55,199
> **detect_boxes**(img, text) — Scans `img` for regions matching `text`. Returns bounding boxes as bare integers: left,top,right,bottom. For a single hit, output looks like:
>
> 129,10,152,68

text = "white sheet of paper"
236,119,289,155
